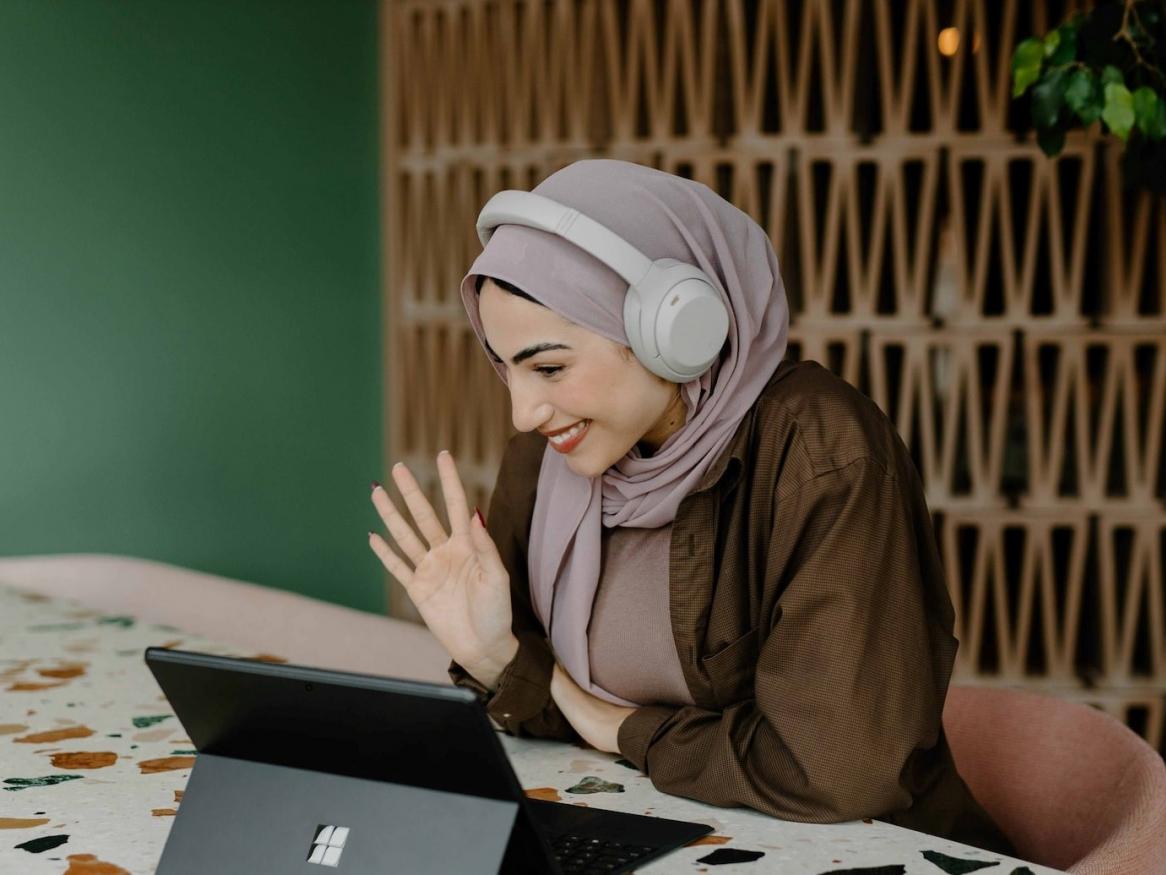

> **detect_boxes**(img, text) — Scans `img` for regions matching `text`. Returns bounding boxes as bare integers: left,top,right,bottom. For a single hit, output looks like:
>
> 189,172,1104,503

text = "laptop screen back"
145,648,524,802
146,648,552,874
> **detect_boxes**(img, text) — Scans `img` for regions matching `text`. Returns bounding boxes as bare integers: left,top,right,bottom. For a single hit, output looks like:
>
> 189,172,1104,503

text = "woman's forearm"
549,663,635,753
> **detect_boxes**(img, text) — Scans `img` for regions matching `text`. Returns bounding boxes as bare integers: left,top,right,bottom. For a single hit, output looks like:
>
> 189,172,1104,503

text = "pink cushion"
944,685,1166,874
0,553,451,684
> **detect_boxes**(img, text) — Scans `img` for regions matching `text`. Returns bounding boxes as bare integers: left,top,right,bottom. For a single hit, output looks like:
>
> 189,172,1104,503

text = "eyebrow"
485,341,573,366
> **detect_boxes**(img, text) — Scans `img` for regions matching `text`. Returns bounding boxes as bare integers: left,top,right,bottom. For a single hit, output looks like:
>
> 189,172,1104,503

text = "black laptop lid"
145,647,526,804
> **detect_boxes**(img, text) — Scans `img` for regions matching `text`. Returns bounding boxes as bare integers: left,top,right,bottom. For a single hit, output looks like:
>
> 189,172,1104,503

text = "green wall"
0,0,385,612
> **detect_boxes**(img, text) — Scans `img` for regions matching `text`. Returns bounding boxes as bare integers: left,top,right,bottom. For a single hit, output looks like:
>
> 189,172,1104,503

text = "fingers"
367,532,413,590
371,484,429,567
390,460,449,548
436,450,472,537
469,512,506,579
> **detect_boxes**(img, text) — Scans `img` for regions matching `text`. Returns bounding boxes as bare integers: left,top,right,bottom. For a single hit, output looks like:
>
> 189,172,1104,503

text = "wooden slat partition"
381,0,1166,750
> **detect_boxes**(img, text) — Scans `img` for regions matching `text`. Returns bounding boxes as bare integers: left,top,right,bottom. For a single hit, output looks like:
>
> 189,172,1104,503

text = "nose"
509,375,554,433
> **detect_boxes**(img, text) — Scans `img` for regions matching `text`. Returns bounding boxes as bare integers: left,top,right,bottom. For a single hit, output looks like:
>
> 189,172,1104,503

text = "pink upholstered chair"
943,685,1166,874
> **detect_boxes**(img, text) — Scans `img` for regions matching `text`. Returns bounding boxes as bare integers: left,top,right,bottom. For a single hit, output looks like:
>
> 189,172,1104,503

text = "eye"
534,366,562,377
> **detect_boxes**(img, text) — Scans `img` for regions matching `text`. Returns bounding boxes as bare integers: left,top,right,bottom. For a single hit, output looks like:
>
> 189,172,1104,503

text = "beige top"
588,524,694,707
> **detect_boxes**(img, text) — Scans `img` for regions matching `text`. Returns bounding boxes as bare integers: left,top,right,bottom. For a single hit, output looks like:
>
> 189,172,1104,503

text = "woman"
368,160,1012,853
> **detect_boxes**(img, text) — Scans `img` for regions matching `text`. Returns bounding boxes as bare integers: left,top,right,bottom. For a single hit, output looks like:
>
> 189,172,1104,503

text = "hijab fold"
460,160,789,705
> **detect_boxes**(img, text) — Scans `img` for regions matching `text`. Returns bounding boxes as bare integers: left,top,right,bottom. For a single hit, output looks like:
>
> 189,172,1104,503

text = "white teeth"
548,420,589,445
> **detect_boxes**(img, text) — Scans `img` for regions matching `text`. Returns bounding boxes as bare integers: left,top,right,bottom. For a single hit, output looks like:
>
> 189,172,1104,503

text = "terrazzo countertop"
0,584,1063,874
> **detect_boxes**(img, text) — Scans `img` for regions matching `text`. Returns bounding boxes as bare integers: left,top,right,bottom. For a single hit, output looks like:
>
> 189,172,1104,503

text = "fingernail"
371,480,381,493
367,530,375,538
474,507,485,527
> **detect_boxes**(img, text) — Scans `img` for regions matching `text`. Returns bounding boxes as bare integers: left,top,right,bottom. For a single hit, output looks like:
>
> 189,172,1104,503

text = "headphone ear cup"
624,261,729,382
656,280,729,378
622,285,657,368
624,262,722,382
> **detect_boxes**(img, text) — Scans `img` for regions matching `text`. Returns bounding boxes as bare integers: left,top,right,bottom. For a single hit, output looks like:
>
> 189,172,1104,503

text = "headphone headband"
477,191,654,287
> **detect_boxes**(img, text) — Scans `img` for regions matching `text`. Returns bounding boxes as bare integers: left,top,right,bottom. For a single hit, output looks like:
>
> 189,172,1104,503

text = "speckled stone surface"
502,736,1062,873
0,584,1063,874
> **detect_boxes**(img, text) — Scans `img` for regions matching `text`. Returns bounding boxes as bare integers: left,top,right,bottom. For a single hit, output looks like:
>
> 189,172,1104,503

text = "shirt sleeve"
616,456,957,823
447,432,579,742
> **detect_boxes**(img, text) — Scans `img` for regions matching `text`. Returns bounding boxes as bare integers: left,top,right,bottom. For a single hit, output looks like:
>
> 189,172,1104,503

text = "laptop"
145,647,712,874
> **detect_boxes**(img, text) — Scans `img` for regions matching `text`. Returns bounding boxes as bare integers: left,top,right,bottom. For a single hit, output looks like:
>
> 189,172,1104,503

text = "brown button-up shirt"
450,359,1013,854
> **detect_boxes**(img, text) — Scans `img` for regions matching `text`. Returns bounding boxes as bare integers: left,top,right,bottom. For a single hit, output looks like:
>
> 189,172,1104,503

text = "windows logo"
307,824,350,867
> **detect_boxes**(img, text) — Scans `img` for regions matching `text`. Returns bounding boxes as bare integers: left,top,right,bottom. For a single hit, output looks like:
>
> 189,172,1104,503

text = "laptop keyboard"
550,834,655,874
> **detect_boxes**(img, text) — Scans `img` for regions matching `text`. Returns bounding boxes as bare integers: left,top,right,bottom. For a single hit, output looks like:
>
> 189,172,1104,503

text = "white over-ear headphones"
476,190,730,383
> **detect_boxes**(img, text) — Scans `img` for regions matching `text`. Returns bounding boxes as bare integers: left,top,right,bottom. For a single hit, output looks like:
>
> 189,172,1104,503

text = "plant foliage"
1012,0,1166,192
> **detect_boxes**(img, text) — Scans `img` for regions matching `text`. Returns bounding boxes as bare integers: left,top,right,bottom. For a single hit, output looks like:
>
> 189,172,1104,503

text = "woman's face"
478,279,685,478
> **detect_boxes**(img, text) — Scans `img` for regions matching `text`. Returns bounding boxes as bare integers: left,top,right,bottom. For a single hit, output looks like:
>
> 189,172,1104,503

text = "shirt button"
501,712,511,719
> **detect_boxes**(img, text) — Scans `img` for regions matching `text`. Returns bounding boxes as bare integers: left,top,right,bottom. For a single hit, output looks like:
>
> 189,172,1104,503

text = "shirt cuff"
616,705,675,771
448,631,555,735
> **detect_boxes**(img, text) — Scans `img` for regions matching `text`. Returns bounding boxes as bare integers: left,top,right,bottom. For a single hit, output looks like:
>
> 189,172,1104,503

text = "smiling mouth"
546,419,591,452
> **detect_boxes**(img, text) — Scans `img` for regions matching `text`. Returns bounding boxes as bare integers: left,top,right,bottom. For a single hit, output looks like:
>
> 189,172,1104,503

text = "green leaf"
1148,98,1166,140
1101,65,1124,87
1037,124,1067,157
1047,25,1078,65
1012,38,1045,97
1012,38,1045,71
1032,67,1069,128
1065,68,1102,124
1043,30,1060,57
1103,82,1136,141
1133,87,1162,136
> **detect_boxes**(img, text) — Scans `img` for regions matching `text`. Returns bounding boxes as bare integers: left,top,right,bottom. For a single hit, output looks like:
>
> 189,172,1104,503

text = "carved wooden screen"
380,0,1166,750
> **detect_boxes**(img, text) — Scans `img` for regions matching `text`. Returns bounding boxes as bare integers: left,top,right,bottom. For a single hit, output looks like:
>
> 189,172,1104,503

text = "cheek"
556,369,611,416
550,385,589,418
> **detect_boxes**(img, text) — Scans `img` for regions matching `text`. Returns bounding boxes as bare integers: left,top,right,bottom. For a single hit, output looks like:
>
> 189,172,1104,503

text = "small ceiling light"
937,27,960,56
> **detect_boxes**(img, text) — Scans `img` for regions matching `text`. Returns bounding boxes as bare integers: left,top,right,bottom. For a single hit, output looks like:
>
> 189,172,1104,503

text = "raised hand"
369,450,518,689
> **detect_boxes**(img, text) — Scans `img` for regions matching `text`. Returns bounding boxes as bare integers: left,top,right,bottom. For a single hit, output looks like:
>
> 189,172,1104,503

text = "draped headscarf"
459,160,789,704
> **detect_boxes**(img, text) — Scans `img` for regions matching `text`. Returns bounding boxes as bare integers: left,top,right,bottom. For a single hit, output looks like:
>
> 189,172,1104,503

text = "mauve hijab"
459,159,789,705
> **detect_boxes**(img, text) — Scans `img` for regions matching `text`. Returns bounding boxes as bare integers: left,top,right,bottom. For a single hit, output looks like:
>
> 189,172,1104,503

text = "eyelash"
487,356,563,378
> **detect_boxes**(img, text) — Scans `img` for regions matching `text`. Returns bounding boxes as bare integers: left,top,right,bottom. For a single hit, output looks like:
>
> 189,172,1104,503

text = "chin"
564,447,619,479
565,456,604,478
565,443,635,479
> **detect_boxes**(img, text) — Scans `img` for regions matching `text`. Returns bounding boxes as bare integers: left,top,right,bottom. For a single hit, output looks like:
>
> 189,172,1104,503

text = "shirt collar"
692,360,791,495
